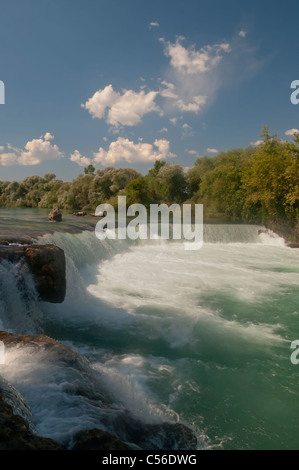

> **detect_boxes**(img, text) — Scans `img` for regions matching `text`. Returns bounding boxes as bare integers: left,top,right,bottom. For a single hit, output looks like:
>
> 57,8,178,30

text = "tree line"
0,127,298,238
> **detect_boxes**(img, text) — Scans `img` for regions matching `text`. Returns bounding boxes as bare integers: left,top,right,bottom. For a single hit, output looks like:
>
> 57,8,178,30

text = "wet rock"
287,242,299,248
0,398,62,450
0,244,66,303
24,245,66,303
1,236,34,245
48,206,62,222
101,411,198,450
0,376,62,450
73,211,87,217
71,429,132,450
0,331,86,368
0,331,198,451
0,375,32,427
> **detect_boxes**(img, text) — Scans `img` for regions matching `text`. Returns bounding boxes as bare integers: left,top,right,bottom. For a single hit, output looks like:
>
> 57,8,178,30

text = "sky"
0,0,299,181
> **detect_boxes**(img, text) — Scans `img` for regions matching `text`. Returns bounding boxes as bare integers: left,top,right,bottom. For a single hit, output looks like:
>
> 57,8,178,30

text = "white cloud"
93,137,175,166
239,30,247,38
285,128,299,136
160,80,178,99
182,123,192,129
159,127,168,133
70,150,92,167
169,117,178,125
149,21,159,29
163,38,231,74
159,34,261,119
250,140,263,146
0,152,18,166
0,133,63,166
206,148,218,153
183,166,192,173
176,96,206,113
158,37,233,116
44,132,55,141
82,84,159,127
187,150,200,156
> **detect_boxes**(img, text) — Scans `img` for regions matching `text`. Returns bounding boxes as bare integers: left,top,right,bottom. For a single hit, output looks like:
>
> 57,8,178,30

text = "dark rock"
265,220,299,247
73,211,87,217
48,206,62,222
1,236,34,245
0,244,66,303
24,245,66,303
0,331,90,369
0,375,32,427
287,242,299,248
0,245,27,263
0,331,198,450
101,412,198,450
0,376,62,450
71,429,132,450
0,398,63,450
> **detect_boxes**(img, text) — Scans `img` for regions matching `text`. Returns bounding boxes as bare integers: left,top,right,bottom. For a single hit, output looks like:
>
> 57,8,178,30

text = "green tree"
84,164,95,175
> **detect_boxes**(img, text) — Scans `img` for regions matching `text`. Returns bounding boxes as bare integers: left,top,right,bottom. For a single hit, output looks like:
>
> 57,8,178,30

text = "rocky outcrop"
0,331,198,451
71,429,132,450
266,220,299,248
24,245,66,303
73,211,87,217
0,398,63,450
0,236,33,245
0,376,62,450
0,244,66,303
48,206,62,222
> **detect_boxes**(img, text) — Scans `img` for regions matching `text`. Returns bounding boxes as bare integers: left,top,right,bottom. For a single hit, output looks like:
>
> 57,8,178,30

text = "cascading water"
0,223,298,449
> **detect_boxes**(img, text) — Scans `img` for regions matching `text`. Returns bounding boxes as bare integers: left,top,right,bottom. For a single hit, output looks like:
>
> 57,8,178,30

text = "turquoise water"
0,221,299,449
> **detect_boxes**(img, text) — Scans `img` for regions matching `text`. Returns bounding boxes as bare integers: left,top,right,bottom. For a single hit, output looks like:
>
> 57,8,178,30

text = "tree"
84,164,95,175
156,163,189,204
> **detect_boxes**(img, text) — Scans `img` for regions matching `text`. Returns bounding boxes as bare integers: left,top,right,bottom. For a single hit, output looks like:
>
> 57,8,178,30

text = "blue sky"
0,0,298,181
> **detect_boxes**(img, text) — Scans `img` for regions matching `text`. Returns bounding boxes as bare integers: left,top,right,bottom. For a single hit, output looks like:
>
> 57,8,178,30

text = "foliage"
0,128,298,234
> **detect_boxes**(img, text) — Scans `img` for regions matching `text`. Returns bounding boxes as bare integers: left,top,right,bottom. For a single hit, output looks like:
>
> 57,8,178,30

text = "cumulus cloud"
156,37,233,116
0,133,63,166
206,148,218,153
93,137,175,166
0,152,18,166
70,150,92,167
285,128,299,136
239,30,247,38
159,34,261,118
82,84,159,127
43,132,55,141
163,37,231,74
